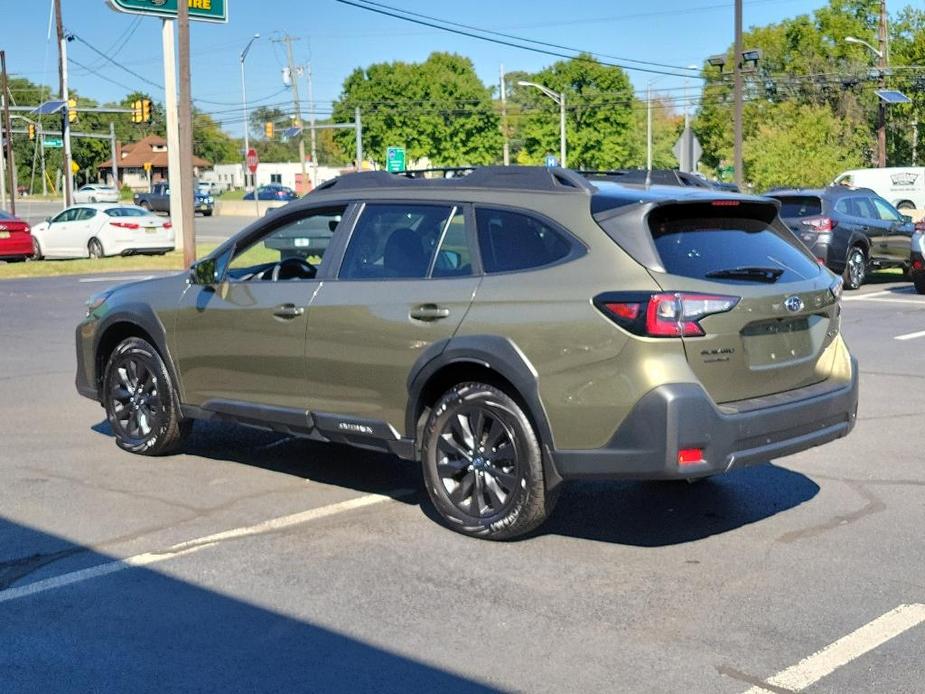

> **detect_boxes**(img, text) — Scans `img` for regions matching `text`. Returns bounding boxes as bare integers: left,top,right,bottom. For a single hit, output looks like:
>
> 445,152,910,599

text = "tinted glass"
52,209,77,223
649,208,820,284
106,206,151,217
432,212,472,278
340,204,452,280
76,209,97,220
0,210,14,220
229,205,347,281
476,208,572,273
772,196,822,218
872,197,902,222
852,197,877,219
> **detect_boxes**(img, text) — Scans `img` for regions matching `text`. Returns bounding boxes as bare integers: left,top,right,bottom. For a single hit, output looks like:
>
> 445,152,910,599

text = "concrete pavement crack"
776,481,886,544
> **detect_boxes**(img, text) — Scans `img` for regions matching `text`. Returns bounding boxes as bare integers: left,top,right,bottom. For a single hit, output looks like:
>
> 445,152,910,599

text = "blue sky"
5,0,832,133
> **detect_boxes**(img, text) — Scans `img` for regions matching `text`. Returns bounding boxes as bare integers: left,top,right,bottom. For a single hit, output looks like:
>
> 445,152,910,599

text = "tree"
516,54,639,169
331,52,501,167
192,110,238,165
744,101,870,190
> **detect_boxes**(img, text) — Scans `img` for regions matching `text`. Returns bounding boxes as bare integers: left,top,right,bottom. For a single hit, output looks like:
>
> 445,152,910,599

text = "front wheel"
421,383,556,540
842,246,867,290
31,237,43,260
102,337,190,455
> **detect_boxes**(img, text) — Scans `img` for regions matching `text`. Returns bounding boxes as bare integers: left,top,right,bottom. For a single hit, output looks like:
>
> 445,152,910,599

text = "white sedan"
31,204,175,259
72,184,120,204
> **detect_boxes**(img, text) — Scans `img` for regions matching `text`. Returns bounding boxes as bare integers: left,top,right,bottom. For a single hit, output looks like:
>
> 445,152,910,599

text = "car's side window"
872,197,901,222
77,209,97,221
51,210,73,224
227,205,347,282
475,207,573,273
339,203,453,280
852,197,877,219
431,211,473,278
834,199,850,215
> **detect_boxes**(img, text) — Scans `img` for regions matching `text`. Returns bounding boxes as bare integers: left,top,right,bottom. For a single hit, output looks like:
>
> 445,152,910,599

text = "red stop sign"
246,148,258,173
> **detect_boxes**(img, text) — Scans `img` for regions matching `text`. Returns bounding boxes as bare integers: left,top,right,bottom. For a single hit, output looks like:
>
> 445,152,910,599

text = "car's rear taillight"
110,222,140,230
163,221,172,229
801,216,837,232
595,292,739,338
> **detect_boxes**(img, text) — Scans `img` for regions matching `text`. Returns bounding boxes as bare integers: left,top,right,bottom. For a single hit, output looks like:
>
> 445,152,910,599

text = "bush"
120,185,134,200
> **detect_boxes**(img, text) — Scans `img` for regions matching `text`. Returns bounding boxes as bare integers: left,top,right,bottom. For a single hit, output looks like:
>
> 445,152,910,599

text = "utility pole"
500,65,510,166
109,122,118,188
274,35,308,191
177,1,196,267
307,63,317,188
355,106,363,170
877,0,888,168
0,50,15,215
733,0,744,190
55,0,73,208
646,82,653,171
162,19,186,257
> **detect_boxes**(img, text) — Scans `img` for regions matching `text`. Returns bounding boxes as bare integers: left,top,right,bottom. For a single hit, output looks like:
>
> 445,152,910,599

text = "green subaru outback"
76,167,858,540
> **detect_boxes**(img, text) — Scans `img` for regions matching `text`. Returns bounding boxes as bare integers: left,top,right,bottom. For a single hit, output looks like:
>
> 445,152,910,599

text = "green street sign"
107,0,228,23
43,137,63,149
386,146,406,173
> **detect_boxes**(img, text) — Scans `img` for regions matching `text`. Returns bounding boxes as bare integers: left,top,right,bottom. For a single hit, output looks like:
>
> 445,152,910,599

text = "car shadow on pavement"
92,419,425,506
0,518,498,694
92,421,818,547
539,463,819,546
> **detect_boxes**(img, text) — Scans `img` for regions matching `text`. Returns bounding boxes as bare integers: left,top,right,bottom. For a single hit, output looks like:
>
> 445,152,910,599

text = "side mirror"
901,214,913,224
44,216,51,223
189,246,233,286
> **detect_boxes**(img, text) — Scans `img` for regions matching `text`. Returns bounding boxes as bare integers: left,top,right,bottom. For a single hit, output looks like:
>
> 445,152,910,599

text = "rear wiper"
704,266,785,282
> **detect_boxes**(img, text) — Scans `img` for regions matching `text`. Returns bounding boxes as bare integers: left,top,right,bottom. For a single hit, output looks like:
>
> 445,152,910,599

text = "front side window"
340,204,454,280
476,207,572,273
872,197,902,222
228,205,347,281
52,210,76,224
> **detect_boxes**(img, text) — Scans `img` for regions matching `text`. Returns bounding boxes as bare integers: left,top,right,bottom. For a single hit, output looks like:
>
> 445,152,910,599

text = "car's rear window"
106,207,151,217
771,196,822,218
648,204,821,284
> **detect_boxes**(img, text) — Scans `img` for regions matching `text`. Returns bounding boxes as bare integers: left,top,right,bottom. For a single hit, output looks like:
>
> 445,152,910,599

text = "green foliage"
192,110,238,165
332,52,501,167
744,102,870,191
515,54,639,169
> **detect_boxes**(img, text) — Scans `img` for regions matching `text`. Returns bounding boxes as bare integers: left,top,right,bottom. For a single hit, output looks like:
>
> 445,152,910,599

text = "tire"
30,237,43,260
101,337,190,456
88,237,104,259
203,211,213,217
90,196,98,203
140,201,152,211
842,246,867,290
421,382,556,540
913,271,925,295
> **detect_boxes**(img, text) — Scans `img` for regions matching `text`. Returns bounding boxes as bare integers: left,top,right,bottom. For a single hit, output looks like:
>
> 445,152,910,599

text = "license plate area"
145,226,156,234
741,315,826,368
0,231,9,239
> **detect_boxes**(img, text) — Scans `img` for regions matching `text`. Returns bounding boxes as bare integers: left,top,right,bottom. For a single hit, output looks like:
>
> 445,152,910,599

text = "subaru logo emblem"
784,295,804,313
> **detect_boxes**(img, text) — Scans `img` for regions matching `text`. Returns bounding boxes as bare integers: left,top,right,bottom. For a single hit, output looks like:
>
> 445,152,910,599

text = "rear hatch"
649,201,840,404
597,198,841,405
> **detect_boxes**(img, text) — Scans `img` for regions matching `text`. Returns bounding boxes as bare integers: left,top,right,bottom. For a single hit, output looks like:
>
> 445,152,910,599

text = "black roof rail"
312,166,596,194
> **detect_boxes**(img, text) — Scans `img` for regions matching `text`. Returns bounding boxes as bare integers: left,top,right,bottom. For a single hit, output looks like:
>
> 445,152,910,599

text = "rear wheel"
843,246,867,290
913,272,925,295
88,237,104,259
421,383,556,540
102,337,190,455
30,237,43,260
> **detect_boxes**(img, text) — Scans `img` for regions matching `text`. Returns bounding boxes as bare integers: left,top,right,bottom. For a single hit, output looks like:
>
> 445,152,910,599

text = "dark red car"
0,210,34,261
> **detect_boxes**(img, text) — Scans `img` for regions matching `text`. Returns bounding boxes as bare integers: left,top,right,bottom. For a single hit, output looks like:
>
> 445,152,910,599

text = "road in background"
0,275,923,692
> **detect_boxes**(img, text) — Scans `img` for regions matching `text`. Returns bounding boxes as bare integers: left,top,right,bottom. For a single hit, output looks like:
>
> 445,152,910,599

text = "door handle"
410,303,450,321
273,303,305,319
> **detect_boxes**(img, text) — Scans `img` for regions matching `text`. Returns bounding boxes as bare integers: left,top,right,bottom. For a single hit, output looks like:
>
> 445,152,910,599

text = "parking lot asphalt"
0,273,923,693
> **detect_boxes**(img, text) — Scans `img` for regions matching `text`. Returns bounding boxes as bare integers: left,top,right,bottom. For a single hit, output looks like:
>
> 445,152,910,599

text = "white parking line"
842,288,916,302
742,603,925,693
0,492,406,604
894,329,925,341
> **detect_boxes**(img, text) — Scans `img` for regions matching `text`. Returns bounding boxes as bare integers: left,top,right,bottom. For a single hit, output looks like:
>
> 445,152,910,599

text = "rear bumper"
553,359,859,480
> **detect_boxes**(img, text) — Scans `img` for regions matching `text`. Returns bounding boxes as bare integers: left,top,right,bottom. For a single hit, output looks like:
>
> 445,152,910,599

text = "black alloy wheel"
102,337,189,455
843,246,866,290
422,383,556,540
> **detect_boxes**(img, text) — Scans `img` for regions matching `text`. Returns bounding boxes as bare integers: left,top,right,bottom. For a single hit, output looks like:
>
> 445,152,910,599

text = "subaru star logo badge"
784,295,804,313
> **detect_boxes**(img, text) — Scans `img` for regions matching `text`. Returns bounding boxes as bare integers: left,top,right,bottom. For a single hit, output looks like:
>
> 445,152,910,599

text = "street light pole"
733,0,744,190
845,34,887,167
518,80,567,168
240,34,260,192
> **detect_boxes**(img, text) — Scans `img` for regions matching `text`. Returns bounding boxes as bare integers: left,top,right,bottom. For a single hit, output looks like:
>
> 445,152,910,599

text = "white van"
833,167,925,211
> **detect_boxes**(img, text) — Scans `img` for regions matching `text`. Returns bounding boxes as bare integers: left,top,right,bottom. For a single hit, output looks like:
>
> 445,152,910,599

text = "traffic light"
27,123,36,141
68,98,77,123
131,99,152,124
264,121,274,138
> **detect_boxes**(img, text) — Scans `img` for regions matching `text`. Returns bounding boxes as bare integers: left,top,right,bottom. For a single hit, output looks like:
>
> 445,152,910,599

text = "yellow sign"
70,161,80,174
143,162,153,172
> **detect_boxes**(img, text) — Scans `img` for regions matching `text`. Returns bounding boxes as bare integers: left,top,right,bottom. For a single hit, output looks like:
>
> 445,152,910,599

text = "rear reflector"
914,259,924,271
603,302,640,321
678,448,705,465
163,221,172,229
